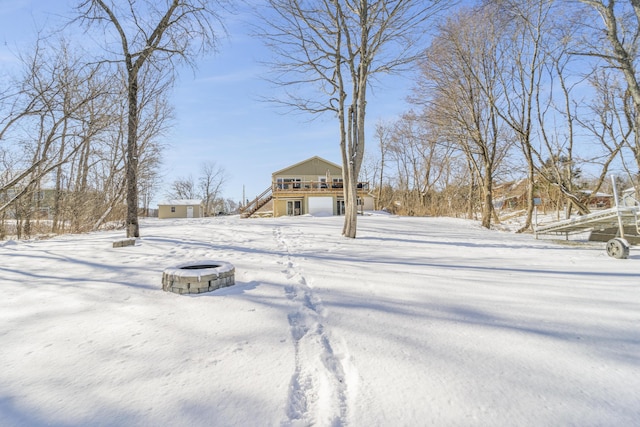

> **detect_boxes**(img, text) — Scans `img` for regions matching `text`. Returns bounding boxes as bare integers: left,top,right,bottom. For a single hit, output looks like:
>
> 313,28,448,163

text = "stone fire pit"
162,261,235,294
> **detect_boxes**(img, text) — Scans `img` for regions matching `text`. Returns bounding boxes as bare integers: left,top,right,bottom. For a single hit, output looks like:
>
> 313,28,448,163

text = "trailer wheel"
606,238,630,259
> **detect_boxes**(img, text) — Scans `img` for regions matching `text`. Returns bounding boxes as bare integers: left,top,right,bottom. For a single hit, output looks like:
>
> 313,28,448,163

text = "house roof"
158,199,203,206
272,155,342,177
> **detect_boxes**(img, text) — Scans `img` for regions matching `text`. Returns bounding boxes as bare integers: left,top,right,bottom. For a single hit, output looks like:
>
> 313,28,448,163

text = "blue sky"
0,0,416,205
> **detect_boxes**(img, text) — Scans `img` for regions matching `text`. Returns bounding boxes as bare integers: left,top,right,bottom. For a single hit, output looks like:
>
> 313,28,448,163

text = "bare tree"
199,161,227,216
416,6,513,228
260,0,452,237
487,0,554,232
525,7,590,219
575,0,640,171
165,161,227,215
372,121,391,210
136,65,173,218
0,38,110,231
166,176,198,200
76,0,228,237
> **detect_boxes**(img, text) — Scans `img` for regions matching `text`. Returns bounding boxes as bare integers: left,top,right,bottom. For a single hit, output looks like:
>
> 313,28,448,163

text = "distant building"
578,190,613,209
0,187,60,219
493,179,614,211
493,179,533,210
157,199,204,219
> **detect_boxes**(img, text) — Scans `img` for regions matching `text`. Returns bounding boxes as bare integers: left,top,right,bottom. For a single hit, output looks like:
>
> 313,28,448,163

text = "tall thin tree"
77,0,228,237
260,0,452,237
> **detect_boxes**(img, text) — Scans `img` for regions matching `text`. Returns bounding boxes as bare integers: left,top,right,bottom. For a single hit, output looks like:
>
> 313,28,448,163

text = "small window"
171,206,176,213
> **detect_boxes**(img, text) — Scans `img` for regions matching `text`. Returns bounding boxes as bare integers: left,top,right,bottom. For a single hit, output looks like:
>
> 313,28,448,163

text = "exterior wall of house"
273,197,303,217
362,195,374,211
265,156,374,218
1,188,63,219
30,189,58,219
271,189,374,217
273,156,343,179
158,200,204,219
272,157,341,218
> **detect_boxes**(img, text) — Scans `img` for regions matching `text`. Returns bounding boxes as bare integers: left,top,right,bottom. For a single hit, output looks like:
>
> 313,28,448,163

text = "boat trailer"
534,177,639,259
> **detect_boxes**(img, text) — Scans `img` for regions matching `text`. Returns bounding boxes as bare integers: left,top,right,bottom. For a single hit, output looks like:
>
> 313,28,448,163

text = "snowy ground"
1,214,639,426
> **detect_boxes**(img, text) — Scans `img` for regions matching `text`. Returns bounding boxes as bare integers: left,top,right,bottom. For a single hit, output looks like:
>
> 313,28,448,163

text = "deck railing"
273,180,369,191
239,186,273,217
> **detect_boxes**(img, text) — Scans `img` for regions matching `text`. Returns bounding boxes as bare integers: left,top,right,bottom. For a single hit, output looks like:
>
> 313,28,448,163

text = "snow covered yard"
1,214,639,426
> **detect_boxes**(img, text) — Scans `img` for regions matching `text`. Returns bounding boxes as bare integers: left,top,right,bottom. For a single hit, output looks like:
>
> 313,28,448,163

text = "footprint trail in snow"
273,226,350,427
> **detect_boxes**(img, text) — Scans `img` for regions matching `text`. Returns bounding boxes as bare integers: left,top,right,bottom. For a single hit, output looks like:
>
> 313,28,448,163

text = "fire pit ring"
162,260,235,294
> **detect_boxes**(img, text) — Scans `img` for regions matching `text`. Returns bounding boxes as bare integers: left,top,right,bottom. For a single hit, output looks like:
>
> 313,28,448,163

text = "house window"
171,206,176,213
332,178,343,189
277,178,301,189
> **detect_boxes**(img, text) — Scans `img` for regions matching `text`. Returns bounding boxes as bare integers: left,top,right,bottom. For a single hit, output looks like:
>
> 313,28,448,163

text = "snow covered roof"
158,199,203,206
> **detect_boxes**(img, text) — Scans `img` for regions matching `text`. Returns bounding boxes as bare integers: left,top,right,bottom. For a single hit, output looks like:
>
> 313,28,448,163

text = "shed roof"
158,199,203,206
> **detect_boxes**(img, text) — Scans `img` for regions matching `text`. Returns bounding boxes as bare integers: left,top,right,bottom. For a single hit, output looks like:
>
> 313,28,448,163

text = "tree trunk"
342,95,366,238
481,173,493,229
52,146,66,234
517,151,535,233
377,156,384,211
342,105,358,238
126,74,140,238
342,6,369,238
342,176,359,237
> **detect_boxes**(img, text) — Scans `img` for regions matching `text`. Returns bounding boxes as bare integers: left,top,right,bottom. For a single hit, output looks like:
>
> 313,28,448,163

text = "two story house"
241,156,374,218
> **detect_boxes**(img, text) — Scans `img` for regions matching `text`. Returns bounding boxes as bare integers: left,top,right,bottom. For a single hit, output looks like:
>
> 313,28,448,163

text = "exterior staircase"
240,186,273,218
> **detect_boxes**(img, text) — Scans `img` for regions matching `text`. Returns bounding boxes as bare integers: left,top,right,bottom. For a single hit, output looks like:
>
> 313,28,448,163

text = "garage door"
308,197,333,216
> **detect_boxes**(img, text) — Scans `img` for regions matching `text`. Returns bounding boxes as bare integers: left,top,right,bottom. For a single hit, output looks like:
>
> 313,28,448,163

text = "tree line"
0,0,228,239
2,0,639,240
360,0,640,231
0,36,161,239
